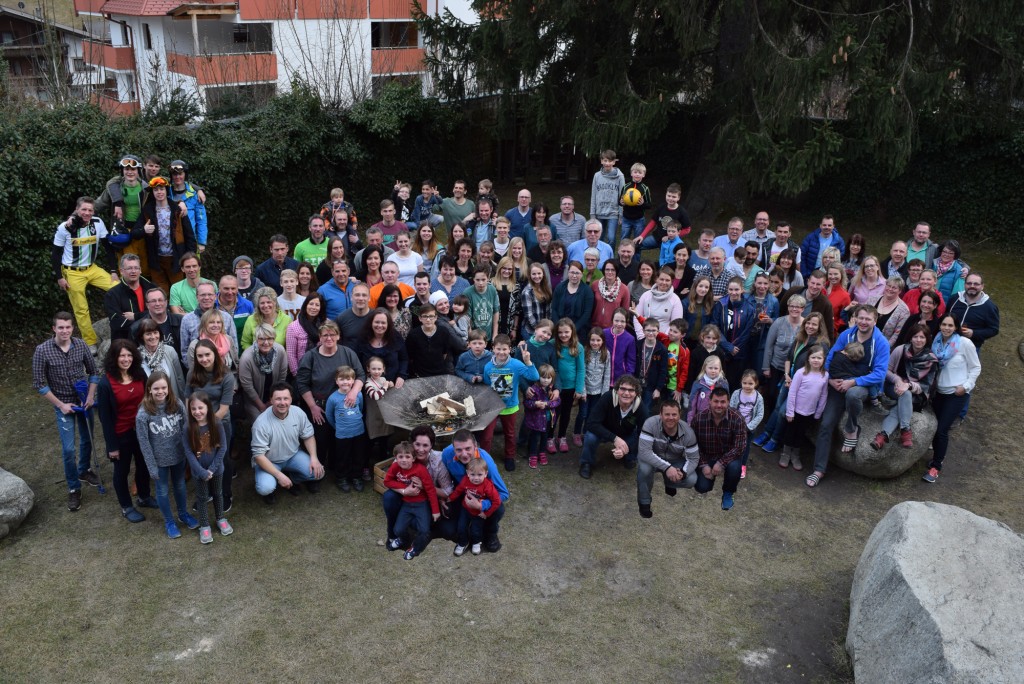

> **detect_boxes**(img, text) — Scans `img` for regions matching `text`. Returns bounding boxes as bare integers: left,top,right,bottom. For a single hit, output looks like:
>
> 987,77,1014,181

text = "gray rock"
0,467,34,538
847,502,1024,683
829,407,937,479
92,317,111,360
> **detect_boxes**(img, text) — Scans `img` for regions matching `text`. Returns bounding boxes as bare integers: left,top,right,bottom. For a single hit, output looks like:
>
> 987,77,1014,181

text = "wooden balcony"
166,50,278,86
371,46,424,74
83,40,135,71
369,0,415,19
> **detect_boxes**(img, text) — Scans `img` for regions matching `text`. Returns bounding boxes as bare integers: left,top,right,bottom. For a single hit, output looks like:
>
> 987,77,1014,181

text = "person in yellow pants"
52,197,119,352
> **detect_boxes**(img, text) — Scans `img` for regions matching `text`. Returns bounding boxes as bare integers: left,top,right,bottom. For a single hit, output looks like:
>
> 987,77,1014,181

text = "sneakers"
740,465,747,479
871,432,889,451
179,513,199,530
638,503,653,519
199,526,213,544
403,549,417,560
900,428,913,448
453,544,467,557
222,498,232,514
352,478,364,493
572,434,583,447
80,470,100,487
870,397,887,414
121,506,144,523
560,437,570,452
165,521,182,539
216,518,233,536
471,543,482,555
504,458,516,471
528,455,538,469
752,431,769,447
336,477,351,492
546,438,557,454
722,492,734,510
136,495,158,509
387,537,403,551
922,467,939,483
578,463,592,479
68,490,82,512
484,537,502,553
539,453,549,466
762,439,778,453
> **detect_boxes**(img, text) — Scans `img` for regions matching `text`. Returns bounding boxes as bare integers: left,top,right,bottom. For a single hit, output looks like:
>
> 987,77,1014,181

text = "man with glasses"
231,255,265,303
741,211,775,247
406,304,466,377
179,281,238,366
946,272,999,423
168,160,208,254
578,374,650,479
95,154,149,273
131,288,184,356
105,253,157,341
567,219,614,267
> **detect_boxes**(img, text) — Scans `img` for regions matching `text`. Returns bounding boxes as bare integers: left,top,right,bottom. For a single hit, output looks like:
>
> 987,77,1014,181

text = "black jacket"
104,278,158,340
130,312,184,355
135,201,197,271
586,390,650,442
406,325,466,377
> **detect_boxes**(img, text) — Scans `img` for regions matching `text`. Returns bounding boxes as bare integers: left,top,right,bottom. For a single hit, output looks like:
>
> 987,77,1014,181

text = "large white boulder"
847,501,1024,683
0,467,34,538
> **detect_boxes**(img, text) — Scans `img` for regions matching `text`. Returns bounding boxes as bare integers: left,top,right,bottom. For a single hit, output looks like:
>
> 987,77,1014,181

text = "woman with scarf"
632,266,683,337
932,240,967,304
922,314,980,483
186,308,239,372
285,292,326,377
136,318,186,397
872,324,938,451
590,259,631,329
711,276,757,390
239,323,288,424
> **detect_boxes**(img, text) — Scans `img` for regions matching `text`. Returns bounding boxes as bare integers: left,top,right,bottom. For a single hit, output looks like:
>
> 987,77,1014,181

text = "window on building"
370,21,418,49
1,32,15,45
143,23,152,50
231,23,272,52
72,58,95,72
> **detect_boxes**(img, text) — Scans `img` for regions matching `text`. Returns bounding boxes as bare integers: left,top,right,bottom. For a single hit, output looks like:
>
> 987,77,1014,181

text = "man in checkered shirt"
690,386,746,510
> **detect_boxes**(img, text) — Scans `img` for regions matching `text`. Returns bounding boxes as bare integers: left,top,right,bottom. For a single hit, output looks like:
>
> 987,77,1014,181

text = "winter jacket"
636,340,669,393
170,182,208,246
799,229,846,278
523,382,561,432
603,328,636,385
135,200,197,272
104,278,158,341
946,292,1000,349
711,296,757,358
586,389,649,441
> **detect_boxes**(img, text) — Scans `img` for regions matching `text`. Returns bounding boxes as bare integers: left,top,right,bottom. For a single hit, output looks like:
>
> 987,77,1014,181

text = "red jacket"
384,462,439,515
450,475,502,518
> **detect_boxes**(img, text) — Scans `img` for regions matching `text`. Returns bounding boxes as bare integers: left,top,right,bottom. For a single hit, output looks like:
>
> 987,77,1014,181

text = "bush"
0,84,464,337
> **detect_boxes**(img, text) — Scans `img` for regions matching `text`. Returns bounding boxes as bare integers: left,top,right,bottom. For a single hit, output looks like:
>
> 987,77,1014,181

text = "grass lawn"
1,198,1020,683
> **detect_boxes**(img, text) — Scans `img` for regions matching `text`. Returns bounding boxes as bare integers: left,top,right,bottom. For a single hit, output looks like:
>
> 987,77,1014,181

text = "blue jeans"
575,394,601,435
457,505,486,546
637,235,659,252
254,450,322,496
580,431,639,466
695,459,742,495
383,489,459,541
929,392,968,471
156,461,188,524
54,407,93,492
395,500,433,554
813,385,869,474
621,216,645,241
599,217,620,245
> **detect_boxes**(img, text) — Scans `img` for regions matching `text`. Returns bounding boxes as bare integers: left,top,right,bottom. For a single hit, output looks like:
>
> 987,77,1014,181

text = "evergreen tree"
415,0,1024,214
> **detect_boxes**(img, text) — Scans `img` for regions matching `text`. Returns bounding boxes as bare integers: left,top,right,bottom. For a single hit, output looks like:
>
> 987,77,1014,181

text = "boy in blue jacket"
480,335,539,471
325,366,367,491
455,330,493,384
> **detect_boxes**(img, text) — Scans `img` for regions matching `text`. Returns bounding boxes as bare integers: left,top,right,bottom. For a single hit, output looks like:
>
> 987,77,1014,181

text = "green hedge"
0,84,465,337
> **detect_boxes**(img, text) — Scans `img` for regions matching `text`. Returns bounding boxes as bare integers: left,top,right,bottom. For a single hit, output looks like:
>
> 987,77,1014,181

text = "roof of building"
99,0,189,17
0,5,92,37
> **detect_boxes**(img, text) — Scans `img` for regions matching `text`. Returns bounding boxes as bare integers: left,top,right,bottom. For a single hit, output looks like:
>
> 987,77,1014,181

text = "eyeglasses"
420,315,437,320
586,229,600,234
120,158,140,168
235,265,251,271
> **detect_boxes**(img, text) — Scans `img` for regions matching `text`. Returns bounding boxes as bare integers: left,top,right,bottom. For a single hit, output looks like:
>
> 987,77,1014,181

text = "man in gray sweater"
251,383,324,504
636,399,699,518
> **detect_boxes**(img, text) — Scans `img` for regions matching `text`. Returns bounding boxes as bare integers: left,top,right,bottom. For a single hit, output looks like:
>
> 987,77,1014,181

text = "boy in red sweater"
383,442,440,560
449,457,502,556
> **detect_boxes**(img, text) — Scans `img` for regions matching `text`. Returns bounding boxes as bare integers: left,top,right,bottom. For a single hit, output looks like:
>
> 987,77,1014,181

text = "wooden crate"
373,456,394,495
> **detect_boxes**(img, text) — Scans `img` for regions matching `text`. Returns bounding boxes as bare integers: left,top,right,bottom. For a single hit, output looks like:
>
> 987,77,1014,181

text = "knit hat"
428,291,449,306
233,255,254,270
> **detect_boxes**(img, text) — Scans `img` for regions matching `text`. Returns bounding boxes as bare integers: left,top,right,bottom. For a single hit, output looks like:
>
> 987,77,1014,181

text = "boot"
778,447,791,468
788,447,803,471
870,431,889,451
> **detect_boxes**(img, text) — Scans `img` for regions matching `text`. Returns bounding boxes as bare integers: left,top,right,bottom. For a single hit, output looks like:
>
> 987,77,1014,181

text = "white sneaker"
453,544,467,557
471,543,482,555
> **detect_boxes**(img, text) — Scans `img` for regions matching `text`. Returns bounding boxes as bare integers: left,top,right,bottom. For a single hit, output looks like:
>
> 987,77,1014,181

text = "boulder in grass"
827,407,936,479
848,501,1024,683
0,467,34,538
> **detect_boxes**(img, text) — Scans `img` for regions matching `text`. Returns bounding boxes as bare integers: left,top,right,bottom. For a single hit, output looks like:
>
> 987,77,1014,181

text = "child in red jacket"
449,457,502,557
383,442,439,560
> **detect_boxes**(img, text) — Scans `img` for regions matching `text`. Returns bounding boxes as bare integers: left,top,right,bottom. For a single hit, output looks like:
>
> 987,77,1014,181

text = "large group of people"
33,150,1000,555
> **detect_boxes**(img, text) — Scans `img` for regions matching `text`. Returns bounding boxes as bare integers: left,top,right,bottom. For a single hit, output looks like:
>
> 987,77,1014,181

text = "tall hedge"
0,84,465,337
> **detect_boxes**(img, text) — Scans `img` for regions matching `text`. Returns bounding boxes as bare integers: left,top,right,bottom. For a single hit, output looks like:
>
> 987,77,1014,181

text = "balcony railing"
83,40,134,70
371,46,424,74
166,50,278,86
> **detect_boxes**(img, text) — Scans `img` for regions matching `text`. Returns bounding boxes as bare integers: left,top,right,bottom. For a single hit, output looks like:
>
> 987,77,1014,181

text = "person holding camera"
52,196,119,354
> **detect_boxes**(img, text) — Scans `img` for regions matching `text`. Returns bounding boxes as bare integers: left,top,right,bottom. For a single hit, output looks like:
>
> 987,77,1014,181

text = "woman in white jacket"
923,314,981,483
633,267,683,338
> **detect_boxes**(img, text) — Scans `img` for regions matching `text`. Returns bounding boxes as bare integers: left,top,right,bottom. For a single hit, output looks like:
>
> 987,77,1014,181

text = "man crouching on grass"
636,399,699,518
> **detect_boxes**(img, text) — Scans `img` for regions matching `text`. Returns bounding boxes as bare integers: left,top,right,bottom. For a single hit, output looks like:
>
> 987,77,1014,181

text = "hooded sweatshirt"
590,167,625,219
633,287,683,337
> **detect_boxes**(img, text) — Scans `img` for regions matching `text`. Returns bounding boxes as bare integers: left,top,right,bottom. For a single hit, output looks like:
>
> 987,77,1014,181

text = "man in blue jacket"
441,430,509,552
169,160,209,253
800,215,845,278
806,304,890,487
